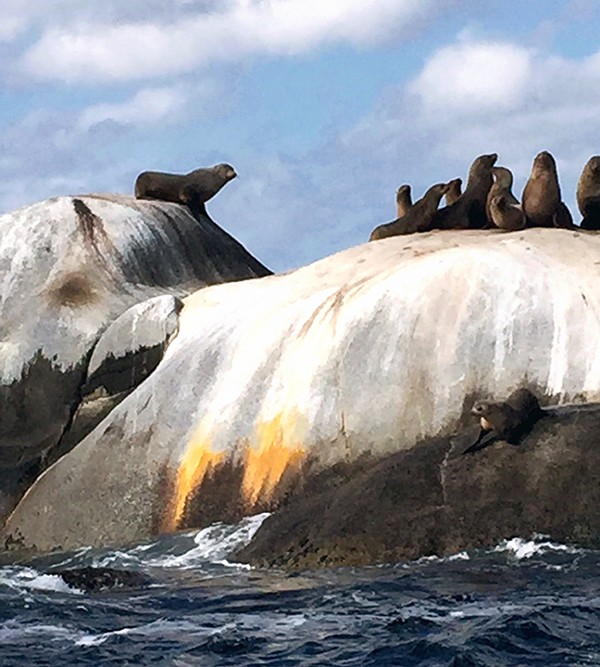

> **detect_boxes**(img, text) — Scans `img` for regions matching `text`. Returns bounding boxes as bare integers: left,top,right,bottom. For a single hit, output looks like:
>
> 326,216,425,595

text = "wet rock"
54,566,151,592
235,404,600,569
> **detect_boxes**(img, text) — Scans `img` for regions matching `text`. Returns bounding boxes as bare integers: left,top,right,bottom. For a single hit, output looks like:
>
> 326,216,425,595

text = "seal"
485,166,517,221
521,151,573,228
431,153,498,230
488,194,526,231
444,178,462,206
462,388,542,455
577,156,600,230
395,185,412,219
134,163,237,213
369,182,449,241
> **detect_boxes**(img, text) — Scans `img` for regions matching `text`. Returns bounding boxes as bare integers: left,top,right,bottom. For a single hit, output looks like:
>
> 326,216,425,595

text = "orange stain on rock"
241,413,306,505
166,434,225,532
167,411,306,531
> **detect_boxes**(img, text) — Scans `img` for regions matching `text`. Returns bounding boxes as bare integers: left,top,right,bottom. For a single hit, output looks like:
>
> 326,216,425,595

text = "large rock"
235,403,600,568
2,228,600,556
0,195,270,519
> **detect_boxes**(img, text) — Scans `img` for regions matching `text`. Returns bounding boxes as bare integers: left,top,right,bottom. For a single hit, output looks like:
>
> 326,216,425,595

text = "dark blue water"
1,514,599,666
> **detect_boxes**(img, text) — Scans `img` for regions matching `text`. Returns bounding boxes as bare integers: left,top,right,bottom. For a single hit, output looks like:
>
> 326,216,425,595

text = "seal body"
431,153,498,230
444,178,462,206
521,151,572,228
369,182,449,241
485,166,519,221
134,163,237,211
463,388,542,455
577,156,600,230
488,195,526,231
395,185,412,219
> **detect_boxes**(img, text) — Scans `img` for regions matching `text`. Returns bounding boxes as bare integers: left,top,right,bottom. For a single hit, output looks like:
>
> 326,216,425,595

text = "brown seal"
134,163,237,213
577,156,600,230
369,182,449,241
485,167,525,231
521,151,573,228
444,178,462,206
395,185,412,219
488,195,526,231
462,388,542,455
430,153,498,230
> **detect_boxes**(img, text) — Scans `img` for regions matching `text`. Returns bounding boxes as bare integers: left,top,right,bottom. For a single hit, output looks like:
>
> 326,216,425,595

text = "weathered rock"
0,195,270,520
2,228,600,557
235,404,600,568
47,294,184,466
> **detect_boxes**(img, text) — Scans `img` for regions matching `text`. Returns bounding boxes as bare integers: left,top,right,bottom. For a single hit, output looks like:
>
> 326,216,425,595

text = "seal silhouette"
444,178,462,206
134,163,237,214
369,182,449,241
521,151,573,228
431,153,498,230
395,185,412,219
577,156,600,230
462,388,543,455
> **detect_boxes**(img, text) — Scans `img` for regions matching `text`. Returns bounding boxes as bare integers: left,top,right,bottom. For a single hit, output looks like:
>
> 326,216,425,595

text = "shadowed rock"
54,566,151,592
235,403,600,569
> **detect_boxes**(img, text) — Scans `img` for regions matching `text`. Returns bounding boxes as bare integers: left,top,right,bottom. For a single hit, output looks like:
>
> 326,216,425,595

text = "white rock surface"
3,228,600,553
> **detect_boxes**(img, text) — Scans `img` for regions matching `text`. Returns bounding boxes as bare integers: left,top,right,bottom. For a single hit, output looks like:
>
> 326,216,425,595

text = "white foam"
494,536,580,560
0,567,77,594
146,512,270,568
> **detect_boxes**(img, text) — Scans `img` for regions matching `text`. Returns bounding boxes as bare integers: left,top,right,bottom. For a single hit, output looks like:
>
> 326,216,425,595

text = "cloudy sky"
1,0,599,271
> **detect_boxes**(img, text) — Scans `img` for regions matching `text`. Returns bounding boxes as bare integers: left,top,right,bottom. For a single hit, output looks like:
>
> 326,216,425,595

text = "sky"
1,0,600,272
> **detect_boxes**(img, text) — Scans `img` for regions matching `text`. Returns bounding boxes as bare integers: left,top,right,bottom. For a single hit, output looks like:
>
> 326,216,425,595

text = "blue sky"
1,0,600,271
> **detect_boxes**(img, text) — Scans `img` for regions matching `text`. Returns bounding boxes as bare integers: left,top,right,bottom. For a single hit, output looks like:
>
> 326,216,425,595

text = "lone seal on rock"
369,182,449,241
134,163,237,214
577,156,600,230
462,388,543,455
521,151,573,228
395,185,412,219
431,153,498,230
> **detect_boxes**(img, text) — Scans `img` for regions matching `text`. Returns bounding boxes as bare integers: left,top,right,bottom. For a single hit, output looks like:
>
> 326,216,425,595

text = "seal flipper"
461,428,498,455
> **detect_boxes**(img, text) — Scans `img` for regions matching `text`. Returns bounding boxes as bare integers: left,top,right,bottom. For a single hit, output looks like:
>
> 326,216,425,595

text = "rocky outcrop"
235,403,600,568
0,195,270,520
2,228,600,558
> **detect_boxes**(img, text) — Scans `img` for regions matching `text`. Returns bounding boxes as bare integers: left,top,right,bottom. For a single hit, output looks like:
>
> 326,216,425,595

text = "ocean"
1,514,599,666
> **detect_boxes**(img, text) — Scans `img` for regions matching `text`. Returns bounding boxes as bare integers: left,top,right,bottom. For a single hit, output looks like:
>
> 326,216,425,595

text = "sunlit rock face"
0,194,270,520
2,228,600,556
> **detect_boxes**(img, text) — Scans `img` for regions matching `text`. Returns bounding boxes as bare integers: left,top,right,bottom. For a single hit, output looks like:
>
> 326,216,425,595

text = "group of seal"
134,163,237,215
369,151,600,241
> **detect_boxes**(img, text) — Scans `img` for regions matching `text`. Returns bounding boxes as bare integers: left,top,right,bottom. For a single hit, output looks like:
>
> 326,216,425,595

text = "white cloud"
78,86,187,130
18,0,440,83
409,40,533,115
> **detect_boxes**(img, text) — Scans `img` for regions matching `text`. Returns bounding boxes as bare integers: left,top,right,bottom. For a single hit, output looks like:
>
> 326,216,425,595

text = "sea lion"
134,163,237,213
369,182,449,241
430,153,498,230
462,388,543,455
395,185,412,219
485,166,517,221
577,156,600,230
444,178,462,206
521,151,573,228
488,194,526,231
